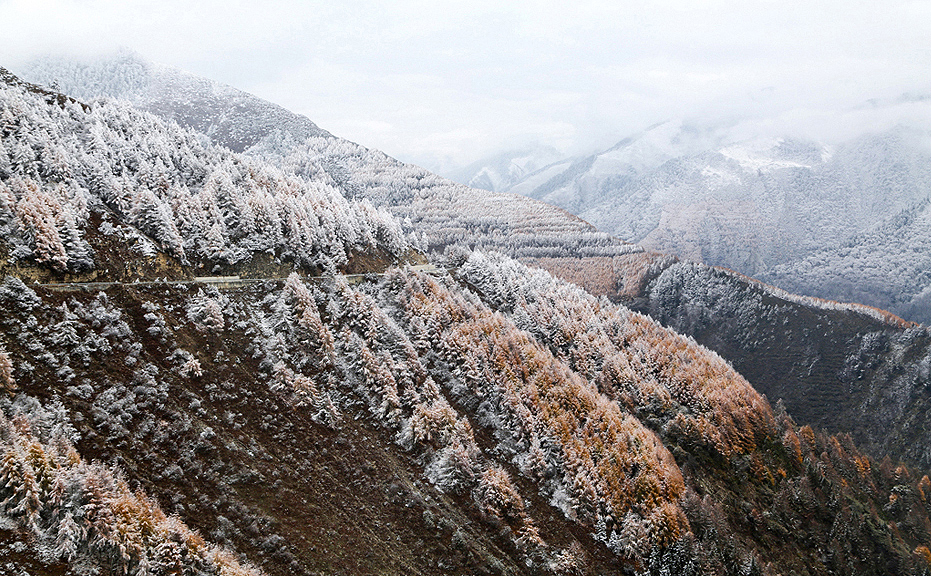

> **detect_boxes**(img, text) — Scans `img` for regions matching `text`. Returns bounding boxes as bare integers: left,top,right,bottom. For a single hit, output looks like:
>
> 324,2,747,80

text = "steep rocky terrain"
6,64,931,576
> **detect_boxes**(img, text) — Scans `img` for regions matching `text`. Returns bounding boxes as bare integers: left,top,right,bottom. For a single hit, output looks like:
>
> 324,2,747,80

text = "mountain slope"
19,53,637,262
23,50,332,152
447,144,565,193
531,252,931,470
0,66,411,284
763,198,931,324
4,65,931,575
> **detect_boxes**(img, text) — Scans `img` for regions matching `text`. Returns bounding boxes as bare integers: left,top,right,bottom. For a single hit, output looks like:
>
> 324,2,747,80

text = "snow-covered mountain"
763,197,931,323
446,144,565,193
0,66,409,280
488,119,931,322
23,49,331,152
19,52,636,261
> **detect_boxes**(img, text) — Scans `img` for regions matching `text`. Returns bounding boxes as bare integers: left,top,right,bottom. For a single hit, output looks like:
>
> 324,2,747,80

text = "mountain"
447,144,565,193
21,51,931,474
40,52,931,465
23,50,332,153
762,198,931,324
19,53,637,262
487,119,931,323
6,65,931,575
20,51,931,475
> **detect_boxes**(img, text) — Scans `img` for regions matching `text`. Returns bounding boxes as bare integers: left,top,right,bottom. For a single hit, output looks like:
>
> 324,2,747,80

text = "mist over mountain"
447,145,565,194
459,118,931,323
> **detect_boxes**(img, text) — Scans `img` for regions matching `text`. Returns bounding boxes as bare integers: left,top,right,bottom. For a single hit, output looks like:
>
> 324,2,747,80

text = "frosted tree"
129,188,185,259
13,178,69,270
204,222,228,261
0,349,13,393
186,290,226,333
0,401,264,576
180,357,203,379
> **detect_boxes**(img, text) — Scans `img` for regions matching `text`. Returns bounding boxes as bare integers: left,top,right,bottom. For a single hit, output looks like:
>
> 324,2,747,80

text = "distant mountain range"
764,197,931,322
454,118,931,323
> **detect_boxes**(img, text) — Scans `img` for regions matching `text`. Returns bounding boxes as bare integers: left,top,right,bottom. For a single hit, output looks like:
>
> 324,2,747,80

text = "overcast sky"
1,0,930,172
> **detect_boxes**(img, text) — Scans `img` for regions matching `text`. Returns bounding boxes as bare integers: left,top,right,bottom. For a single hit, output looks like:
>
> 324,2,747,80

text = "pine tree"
0,349,13,393
129,189,185,259
0,446,41,530
13,178,69,270
54,509,82,561
204,222,227,261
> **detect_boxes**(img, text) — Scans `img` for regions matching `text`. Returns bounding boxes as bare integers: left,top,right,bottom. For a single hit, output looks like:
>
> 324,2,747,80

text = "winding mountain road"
32,264,445,292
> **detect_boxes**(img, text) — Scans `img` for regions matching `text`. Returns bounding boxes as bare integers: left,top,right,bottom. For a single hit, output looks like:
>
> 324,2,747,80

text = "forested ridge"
21,52,640,263
529,253,931,477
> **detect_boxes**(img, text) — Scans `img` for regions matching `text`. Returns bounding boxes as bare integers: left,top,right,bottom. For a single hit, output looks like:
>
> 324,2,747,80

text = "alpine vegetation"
0,67,411,280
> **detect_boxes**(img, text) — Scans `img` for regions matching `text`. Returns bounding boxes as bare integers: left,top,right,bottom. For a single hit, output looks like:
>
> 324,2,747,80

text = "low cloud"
2,0,929,171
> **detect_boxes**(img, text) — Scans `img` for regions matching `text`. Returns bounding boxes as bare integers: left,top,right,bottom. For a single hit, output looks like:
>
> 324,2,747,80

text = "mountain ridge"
19,52,642,263
23,50,333,153
528,252,931,472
